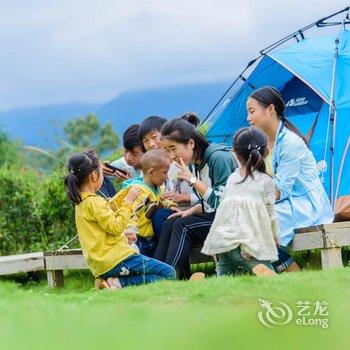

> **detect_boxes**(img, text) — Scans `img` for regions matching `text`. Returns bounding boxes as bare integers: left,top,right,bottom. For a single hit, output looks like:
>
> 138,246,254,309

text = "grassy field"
0,266,349,350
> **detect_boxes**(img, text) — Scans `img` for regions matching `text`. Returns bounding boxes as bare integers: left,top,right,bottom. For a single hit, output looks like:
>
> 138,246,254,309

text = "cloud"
0,0,344,109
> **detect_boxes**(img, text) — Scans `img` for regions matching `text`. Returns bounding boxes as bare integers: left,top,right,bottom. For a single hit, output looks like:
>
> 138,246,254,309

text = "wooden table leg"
320,248,343,270
47,270,64,288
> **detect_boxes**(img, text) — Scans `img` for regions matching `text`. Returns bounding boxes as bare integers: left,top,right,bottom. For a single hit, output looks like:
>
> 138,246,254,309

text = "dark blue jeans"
151,208,174,238
272,246,295,272
101,254,176,287
136,236,156,257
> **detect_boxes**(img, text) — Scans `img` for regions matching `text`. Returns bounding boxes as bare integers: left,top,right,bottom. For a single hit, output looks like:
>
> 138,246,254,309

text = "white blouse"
202,169,279,261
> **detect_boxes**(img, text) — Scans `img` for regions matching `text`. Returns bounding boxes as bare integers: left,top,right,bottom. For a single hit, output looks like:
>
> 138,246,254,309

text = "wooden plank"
295,221,350,234
47,270,64,288
292,227,350,251
323,229,350,248
45,247,213,269
0,252,44,275
44,253,87,270
320,248,343,270
291,232,324,251
44,249,83,256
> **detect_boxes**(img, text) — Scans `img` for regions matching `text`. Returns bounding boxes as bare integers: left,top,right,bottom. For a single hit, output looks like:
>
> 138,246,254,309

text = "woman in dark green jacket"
153,118,237,278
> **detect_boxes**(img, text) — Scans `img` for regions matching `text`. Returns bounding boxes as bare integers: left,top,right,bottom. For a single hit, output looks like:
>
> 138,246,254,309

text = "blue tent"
205,27,350,210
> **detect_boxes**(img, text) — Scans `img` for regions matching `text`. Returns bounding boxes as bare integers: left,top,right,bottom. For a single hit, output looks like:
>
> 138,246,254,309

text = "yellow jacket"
110,180,176,238
75,192,136,277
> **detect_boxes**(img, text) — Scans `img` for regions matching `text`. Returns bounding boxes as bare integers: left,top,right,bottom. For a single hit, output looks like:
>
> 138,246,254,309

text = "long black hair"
161,118,209,162
233,127,268,183
249,86,309,147
64,150,100,205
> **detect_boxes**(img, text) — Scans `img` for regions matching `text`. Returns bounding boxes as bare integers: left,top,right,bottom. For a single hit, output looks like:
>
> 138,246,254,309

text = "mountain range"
0,80,230,149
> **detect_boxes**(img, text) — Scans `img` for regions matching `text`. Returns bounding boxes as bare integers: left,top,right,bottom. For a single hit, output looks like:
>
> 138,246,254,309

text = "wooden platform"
43,247,212,288
291,222,350,269
1,221,349,288
0,252,44,276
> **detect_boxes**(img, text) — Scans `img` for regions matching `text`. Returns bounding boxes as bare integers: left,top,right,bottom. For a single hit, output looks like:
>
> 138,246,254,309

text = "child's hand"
101,162,114,176
114,169,132,181
240,249,251,261
124,187,141,204
274,236,280,247
124,230,137,244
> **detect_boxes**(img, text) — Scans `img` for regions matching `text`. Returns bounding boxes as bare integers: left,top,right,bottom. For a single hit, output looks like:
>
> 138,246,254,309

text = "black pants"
153,212,215,276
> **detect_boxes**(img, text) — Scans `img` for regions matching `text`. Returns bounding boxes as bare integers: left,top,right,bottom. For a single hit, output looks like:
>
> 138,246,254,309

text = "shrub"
38,169,78,251
0,167,45,254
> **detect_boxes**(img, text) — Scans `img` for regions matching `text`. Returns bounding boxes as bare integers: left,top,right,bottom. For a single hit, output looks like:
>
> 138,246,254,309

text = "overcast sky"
0,0,346,110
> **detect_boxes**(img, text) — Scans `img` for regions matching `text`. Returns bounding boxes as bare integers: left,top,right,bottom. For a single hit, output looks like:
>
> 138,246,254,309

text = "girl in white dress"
202,127,279,276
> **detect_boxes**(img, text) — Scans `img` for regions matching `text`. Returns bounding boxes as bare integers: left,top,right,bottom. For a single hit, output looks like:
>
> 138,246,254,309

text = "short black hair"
123,124,143,151
138,116,167,140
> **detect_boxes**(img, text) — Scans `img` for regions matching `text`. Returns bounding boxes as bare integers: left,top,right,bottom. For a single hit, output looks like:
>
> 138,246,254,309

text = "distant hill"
0,103,101,148
0,80,230,149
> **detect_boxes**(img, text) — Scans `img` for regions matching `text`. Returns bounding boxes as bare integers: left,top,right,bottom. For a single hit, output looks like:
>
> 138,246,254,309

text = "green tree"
0,130,20,167
63,114,119,155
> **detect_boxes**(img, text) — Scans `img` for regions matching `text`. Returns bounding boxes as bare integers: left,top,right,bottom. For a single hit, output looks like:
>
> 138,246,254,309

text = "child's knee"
165,265,177,280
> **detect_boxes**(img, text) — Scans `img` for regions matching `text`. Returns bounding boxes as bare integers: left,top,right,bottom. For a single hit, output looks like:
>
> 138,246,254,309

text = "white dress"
202,169,279,261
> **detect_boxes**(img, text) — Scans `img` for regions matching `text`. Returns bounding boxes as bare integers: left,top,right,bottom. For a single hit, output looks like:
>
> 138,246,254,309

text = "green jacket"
196,143,237,212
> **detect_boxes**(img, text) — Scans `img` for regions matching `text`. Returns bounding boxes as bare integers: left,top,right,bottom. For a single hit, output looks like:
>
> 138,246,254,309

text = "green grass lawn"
0,266,349,350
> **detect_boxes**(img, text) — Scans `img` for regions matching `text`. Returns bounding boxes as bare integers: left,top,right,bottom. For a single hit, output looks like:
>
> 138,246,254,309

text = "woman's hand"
163,191,190,204
175,158,193,183
124,187,141,204
167,204,202,219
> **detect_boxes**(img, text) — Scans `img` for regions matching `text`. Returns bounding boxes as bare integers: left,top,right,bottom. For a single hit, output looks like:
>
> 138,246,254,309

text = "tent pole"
202,57,260,124
327,25,344,208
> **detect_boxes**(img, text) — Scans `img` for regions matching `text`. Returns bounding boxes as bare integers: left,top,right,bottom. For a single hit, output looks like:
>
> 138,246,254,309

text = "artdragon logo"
257,298,293,328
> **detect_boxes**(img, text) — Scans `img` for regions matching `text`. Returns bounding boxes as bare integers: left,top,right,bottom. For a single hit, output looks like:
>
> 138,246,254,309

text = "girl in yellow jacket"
64,150,176,289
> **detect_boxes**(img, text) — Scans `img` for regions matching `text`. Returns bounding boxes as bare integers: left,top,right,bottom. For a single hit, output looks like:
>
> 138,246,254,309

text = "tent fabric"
206,29,350,205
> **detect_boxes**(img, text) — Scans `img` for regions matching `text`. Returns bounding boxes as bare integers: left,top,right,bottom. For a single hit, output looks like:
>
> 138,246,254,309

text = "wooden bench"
0,252,45,276
43,247,212,288
1,222,349,288
291,222,350,269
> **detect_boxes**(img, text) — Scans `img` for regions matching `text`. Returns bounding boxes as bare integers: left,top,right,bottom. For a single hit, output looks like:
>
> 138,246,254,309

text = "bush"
0,167,45,254
0,167,78,255
38,169,77,251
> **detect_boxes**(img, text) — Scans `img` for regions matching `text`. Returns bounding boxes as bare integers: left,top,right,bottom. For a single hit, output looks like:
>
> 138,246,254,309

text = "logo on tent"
286,97,308,107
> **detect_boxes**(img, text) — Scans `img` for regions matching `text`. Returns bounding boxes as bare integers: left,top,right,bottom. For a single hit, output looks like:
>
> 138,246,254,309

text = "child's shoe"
252,264,277,277
107,277,122,289
189,272,205,281
94,278,111,290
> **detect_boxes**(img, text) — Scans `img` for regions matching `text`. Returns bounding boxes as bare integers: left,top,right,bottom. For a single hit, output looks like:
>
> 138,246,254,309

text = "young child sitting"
202,127,279,276
110,149,177,257
64,149,176,289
